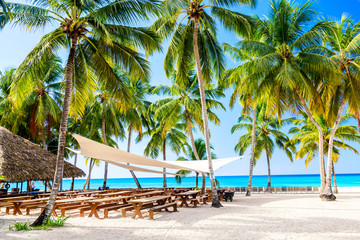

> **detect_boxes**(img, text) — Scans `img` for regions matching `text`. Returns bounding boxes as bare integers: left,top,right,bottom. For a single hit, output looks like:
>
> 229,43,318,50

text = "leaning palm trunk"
201,172,206,194
127,129,142,189
185,109,204,193
162,140,167,188
102,103,108,190
70,153,77,191
357,114,360,135
193,17,221,207
246,106,257,196
195,172,199,188
332,161,338,194
321,98,346,201
266,152,271,192
298,94,326,192
32,37,77,227
83,159,95,190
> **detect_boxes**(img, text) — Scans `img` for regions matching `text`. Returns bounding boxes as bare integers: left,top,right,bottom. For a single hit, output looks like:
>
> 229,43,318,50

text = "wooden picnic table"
51,197,95,217
74,190,106,198
175,190,200,207
0,195,33,203
128,195,172,219
85,196,133,218
133,190,164,198
5,197,51,215
96,191,133,198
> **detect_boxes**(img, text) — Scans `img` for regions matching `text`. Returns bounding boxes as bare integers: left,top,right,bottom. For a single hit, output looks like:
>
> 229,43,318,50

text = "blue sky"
1,0,360,179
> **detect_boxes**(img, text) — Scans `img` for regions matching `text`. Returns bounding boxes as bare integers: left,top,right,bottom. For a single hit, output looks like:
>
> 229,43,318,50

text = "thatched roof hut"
0,127,85,182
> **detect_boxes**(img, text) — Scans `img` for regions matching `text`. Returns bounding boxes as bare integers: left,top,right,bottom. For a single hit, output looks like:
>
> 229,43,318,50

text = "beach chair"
306,186,312,193
258,187,264,194
287,187,293,193
240,187,246,193
281,187,287,193
299,187,306,193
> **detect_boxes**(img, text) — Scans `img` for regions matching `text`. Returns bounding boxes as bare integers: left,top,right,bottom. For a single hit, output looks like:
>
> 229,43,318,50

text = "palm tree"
9,0,161,225
222,26,265,196
151,0,255,208
143,122,187,187
314,16,360,200
122,73,154,189
290,114,360,194
231,107,295,191
10,55,62,149
152,71,225,193
175,138,216,190
238,0,339,194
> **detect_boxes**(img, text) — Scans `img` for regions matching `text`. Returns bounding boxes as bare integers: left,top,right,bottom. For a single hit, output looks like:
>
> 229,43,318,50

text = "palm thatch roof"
0,127,85,182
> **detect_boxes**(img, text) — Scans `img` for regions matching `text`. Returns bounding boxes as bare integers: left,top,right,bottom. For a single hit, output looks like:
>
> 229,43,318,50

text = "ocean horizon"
7,173,360,191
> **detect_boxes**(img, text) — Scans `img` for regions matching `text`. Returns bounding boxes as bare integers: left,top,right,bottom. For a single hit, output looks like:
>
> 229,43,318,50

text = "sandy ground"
1,193,360,240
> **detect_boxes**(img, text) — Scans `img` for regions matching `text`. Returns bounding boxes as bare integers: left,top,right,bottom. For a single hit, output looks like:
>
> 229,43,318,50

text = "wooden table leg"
131,203,143,219
179,196,189,207
88,203,100,218
13,203,23,215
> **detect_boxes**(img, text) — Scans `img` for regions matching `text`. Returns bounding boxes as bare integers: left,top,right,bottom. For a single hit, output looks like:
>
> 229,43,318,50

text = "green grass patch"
9,217,69,231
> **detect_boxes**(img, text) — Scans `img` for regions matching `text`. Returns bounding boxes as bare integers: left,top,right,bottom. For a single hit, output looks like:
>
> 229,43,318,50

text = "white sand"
1,193,360,240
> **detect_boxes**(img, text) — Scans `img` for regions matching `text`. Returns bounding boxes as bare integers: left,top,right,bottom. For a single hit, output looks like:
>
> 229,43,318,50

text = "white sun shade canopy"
66,147,183,176
72,134,245,173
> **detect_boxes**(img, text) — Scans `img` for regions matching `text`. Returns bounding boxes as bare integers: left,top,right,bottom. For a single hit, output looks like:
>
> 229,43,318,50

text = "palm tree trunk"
201,172,206,195
70,153,77,191
42,127,46,150
102,102,108,190
321,97,345,201
246,106,257,197
193,16,221,208
32,36,77,227
127,128,142,189
83,159,94,190
332,161,338,194
266,151,271,192
298,94,326,192
357,114,360,135
185,108,204,193
195,172,199,188
185,108,200,160
163,139,167,188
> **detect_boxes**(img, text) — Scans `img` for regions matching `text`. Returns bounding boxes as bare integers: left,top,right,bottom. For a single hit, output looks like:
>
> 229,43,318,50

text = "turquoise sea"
6,174,360,191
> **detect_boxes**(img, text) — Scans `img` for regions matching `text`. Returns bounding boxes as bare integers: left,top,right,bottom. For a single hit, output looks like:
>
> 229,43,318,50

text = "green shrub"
9,217,69,231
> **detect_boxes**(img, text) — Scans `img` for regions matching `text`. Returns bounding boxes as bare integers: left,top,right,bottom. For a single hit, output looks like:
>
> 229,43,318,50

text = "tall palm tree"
231,108,295,191
238,0,339,194
122,73,154,189
290,114,360,194
153,71,224,193
175,138,216,190
9,0,161,225
314,16,360,200
151,0,255,207
143,122,187,187
222,27,265,196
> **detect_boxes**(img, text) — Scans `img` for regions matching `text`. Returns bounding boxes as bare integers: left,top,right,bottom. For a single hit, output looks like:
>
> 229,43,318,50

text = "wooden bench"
104,203,132,218
59,203,87,217
189,195,208,207
25,203,47,215
148,202,177,220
